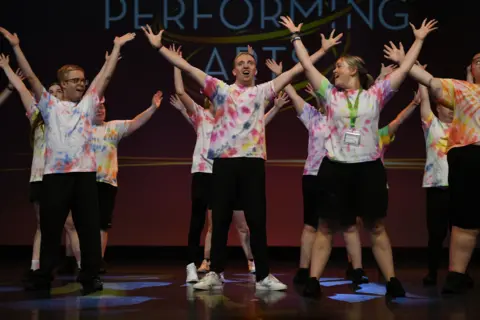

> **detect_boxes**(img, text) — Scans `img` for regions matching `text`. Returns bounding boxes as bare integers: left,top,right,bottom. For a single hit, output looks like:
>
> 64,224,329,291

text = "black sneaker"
442,272,470,294
303,277,321,298
77,275,104,295
351,268,369,286
386,277,406,298
422,272,437,286
293,268,310,285
22,269,51,293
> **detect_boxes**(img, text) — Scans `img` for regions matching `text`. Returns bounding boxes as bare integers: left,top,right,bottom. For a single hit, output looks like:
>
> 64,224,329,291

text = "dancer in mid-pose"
280,16,437,297
170,44,288,282
0,26,135,294
142,24,337,290
0,56,82,278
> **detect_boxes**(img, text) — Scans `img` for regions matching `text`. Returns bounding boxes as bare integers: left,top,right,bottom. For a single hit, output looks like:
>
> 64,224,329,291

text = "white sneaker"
256,274,287,291
197,259,210,273
248,260,256,274
193,271,223,290
219,272,225,283
186,263,199,283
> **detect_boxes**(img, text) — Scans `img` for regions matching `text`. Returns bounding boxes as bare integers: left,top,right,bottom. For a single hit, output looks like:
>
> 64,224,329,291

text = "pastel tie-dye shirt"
378,125,394,163
436,79,480,151
92,120,130,187
315,78,395,163
26,104,45,182
421,112,450,187
298,103,327,176
188,103,215,173
203,75,276,159
37,87,100,174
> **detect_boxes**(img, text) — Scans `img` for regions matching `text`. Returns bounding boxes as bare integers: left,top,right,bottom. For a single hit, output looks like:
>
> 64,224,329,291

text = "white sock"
31,260,40,271
77,261,81,269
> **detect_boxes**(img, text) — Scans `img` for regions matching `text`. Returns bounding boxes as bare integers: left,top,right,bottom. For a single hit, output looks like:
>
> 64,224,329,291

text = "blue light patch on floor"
355,283,386,295
319,280,352,287
319,277,345,282
104,282,172,290
0,286,22,293
328,293,382,303
2,296,157,310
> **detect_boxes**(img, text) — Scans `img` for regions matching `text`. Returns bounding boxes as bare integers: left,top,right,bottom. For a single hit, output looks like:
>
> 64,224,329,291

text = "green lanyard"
345,89,363,129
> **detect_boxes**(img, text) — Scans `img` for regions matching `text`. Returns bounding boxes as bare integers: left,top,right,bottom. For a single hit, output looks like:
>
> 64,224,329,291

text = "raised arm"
375,63,397,83
381,19,437,91
170,94,195,128
304,83,325,113
94,33,135,98
265,92,289,125
89,51,122,91
266,59,306,115
0,27,43,101
279,17,342,93
125,91,162,136
387,89,421,136
142,25,207,88
0,54,35,112
0,85,14,107
169,45,197,115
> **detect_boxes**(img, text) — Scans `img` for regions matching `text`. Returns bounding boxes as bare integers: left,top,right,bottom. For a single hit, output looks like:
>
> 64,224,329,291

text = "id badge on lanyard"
343,89,362,147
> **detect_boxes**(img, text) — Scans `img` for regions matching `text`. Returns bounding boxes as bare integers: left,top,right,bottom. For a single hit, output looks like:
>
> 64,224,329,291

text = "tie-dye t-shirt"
203,76,276,159
315,78,395,163
298,103,327,176
378,125,394,163
436,79,480,151
26,104,45,182
92,120,130,187
37,87,100,174
188,103,215,173
421,112,450,187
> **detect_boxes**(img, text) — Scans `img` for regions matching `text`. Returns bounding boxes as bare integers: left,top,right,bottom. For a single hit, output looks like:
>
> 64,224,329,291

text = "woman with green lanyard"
279,15,438,298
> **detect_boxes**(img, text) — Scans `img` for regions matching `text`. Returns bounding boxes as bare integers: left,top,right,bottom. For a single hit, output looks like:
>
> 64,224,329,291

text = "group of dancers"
0,13,478,299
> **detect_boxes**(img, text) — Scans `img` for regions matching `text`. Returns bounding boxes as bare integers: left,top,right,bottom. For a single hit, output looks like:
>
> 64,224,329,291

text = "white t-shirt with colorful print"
202,76,276,160
37,87,100,174
188,103,215,173
298,103,327,176
315,78,395,163
92,120,130,187
422,112,450,188
26,104,45,183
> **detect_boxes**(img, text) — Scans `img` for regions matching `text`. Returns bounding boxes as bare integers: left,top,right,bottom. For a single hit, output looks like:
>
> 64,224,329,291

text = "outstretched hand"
105,51,122,62
274,91,290,108
265,59,283,76
320,29,343,52
15,68,26,81
0,27,19,46
305,83,316,97
279,16,303,33
169,44,182,57
383,42,405,64
152,91,163,108
0,54,10,69
114,32,136,47
410,18,438,40
379,63,397,79
170,94,185,111
141,24,164,49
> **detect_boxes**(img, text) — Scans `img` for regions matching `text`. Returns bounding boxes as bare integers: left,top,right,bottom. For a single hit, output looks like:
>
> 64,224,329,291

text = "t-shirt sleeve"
25,102,40,126
298,103,320,129
421,111,435,131
257,80,276,103
314,77,334,106
368,78,395,111
436,79,475,110
80,86,101,117
188,103,203,128
203,75,228,111
378,125,395,147
107,120,130,141
37,87,57,123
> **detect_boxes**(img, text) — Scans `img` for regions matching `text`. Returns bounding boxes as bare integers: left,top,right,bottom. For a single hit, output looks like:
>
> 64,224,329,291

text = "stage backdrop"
0,0,475,247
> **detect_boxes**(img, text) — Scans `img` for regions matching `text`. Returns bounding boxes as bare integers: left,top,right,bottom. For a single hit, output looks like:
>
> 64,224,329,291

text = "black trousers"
426,187,451,274
39,173,101,280
187,173,211,264
210,158,269,282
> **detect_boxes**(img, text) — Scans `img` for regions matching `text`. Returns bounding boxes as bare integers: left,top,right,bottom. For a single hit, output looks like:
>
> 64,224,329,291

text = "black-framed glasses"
65,78,90,86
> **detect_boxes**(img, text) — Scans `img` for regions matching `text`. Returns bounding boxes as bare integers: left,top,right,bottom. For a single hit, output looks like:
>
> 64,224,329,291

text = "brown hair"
340,55,375,89
56,64,84,82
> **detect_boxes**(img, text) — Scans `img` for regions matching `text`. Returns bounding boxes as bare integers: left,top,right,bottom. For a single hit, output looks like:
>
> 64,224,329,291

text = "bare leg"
101,231,108,258
233,210,253,260
204,210,212,260
31,203,41,270
344,217,363,269
449,226,479,274
299,224,316,269
309,222,333,278
366,219,395,280
64,212,81,265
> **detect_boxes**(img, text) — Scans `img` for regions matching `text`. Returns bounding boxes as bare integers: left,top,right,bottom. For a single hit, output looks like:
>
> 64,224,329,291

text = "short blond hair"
232,52,256,68
57,64,84,82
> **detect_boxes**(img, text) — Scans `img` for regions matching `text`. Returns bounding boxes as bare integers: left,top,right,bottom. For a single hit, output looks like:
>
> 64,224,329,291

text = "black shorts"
29,181,43,203
192,172,243,211
447,145,480,229
316,158,388,226
302,175,320,228
97,182,118,231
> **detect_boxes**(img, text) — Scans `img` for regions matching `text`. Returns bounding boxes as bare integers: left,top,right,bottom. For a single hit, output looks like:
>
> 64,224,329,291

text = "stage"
0,249,478,319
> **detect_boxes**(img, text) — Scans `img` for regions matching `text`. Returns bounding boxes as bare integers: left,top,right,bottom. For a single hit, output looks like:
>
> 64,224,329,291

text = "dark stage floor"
0,259,478,320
